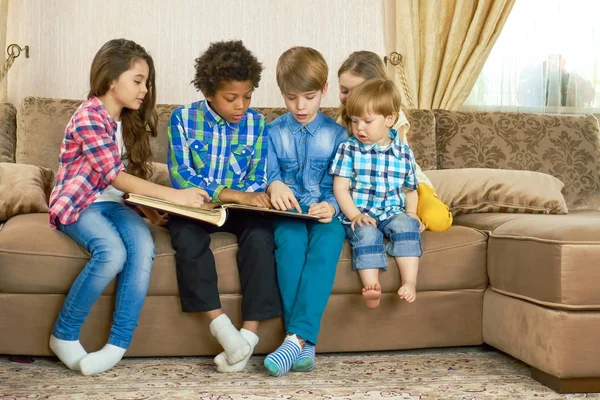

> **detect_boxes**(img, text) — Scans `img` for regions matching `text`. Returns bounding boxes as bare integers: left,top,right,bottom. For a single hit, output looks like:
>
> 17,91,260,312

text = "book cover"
125,193,321,227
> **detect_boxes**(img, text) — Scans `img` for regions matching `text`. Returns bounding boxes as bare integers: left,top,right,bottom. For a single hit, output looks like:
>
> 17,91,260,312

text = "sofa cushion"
454,211,600,309
0,103,17,163
16,97,439,175
0,214,488,296
403,109,437,171
0,213,241,296
0,163,54,222
433,110,600,211
16,97,81,172
333,225,488,294
425,168,568,216
148,162,171,187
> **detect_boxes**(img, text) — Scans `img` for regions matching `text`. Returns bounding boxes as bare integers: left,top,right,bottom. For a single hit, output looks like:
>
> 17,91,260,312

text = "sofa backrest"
433,110,600,211
12,96,438,173
0,103,17,163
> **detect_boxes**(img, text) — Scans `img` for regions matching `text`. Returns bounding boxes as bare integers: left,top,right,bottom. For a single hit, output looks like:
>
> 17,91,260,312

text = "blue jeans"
273,210,345,345
344,213,421,271
53,202,155,349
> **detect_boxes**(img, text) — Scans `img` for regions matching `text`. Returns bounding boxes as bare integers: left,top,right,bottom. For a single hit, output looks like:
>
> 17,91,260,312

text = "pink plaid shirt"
49,97,125,229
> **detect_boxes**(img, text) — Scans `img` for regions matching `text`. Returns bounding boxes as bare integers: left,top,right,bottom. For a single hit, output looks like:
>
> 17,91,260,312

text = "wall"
5,0,384,107
0,0,8,103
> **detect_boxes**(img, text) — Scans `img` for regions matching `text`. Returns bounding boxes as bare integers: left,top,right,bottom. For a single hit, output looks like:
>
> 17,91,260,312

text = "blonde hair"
345,79,401,121
337,50,387,81
276,47,328,93
336,51,389,129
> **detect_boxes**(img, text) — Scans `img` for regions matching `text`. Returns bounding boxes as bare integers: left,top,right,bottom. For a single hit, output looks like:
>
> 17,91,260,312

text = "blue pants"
273,215,344,345
344,213,421,271
53,202,155,349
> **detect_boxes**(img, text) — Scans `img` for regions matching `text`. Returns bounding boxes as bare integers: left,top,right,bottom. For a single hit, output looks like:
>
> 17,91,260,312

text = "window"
463,0,600,114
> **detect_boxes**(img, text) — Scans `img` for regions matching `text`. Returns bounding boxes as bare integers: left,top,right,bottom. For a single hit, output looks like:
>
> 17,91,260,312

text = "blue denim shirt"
267,111,348,216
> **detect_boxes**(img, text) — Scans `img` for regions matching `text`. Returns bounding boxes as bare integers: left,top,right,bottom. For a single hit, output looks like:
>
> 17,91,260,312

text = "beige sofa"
1,97,599,393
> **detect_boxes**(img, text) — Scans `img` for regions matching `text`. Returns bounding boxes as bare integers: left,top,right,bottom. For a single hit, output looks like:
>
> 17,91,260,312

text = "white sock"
213,328,259,373
209,314,250,364
79,344,126,376
49,335,87,371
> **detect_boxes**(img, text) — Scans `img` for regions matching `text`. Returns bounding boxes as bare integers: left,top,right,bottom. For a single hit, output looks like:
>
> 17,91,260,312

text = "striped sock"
291,343,316,372
264,334,303,377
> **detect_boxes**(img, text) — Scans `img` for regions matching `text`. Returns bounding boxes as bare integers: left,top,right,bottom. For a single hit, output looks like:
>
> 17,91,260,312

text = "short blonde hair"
276,47,328,93
346,79,401,119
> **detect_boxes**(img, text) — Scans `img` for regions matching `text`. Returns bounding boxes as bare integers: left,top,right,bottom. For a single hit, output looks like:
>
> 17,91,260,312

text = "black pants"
168,211,282,321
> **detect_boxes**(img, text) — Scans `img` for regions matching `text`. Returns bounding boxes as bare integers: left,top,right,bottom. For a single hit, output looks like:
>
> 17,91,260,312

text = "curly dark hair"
191,40,263,97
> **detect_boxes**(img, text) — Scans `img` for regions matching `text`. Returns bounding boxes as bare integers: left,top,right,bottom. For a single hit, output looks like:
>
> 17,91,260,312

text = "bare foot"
362,282,382,308
398,284,416,303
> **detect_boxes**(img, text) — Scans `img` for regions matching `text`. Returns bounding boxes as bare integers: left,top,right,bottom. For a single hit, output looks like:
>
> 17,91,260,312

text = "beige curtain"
0,0,8,102
384,0,515,110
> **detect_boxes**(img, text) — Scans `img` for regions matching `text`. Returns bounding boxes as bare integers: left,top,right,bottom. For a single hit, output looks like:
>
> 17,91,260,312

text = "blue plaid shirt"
167,100,268,201
329,128,418,224
267,111,348,216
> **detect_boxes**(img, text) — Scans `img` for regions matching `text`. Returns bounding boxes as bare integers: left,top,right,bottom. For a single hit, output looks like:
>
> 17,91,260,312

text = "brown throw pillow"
424,168,568,216
0,163,55,221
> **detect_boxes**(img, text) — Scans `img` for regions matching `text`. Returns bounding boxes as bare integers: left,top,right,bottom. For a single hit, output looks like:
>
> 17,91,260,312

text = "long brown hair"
88,39,158,179
336,51,388,129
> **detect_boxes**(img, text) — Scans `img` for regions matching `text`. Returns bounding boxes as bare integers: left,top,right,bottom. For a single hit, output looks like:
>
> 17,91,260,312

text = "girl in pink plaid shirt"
48,39,208,375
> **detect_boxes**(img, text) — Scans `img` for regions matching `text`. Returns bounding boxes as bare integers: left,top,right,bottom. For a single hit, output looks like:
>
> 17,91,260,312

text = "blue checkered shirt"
329,128,418,224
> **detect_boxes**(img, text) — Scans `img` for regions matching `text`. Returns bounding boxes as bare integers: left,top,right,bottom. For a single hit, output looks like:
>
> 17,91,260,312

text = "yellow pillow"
0,163,55,221
424,168,568,216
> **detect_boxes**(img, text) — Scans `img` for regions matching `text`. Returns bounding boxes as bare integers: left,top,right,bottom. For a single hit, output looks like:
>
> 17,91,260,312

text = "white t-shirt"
95,121,127,203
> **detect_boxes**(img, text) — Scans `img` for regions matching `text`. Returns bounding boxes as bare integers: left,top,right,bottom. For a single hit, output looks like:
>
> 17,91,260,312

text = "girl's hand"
174,188,210,207
237,192,273,208
407,211,425,232
269,181,302,213
149,212,169,226
308,201,335,223
350,214,377,231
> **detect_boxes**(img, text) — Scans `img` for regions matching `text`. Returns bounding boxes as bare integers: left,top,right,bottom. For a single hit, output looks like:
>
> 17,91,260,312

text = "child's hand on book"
308,202,335,223
238,192,272,209
350,214,377,231
269,181,302,213
174,188,210,207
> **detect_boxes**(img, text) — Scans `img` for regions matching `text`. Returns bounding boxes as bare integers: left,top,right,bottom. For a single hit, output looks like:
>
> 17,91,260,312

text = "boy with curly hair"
167,40,282,373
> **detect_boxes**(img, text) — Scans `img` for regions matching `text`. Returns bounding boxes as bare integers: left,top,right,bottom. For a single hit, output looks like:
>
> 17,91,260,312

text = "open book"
126,193,321,227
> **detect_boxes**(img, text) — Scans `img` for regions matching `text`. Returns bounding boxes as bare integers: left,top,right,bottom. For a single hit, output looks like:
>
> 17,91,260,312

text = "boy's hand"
308,201,335,223
350,214,377,231
173,188,210,207
237,192,272,209
407,211,425,232
269,181,302,213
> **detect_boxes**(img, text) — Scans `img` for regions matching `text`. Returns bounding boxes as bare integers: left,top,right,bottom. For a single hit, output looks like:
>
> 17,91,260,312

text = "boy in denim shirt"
264,47,348,377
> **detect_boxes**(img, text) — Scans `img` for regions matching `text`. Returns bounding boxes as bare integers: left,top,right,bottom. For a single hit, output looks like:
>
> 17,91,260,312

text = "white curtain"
0,0,8,103
463,0,600,114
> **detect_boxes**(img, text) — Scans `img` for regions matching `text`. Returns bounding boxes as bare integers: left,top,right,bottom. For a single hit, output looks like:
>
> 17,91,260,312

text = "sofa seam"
489,233,600,245
490,287,600,311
